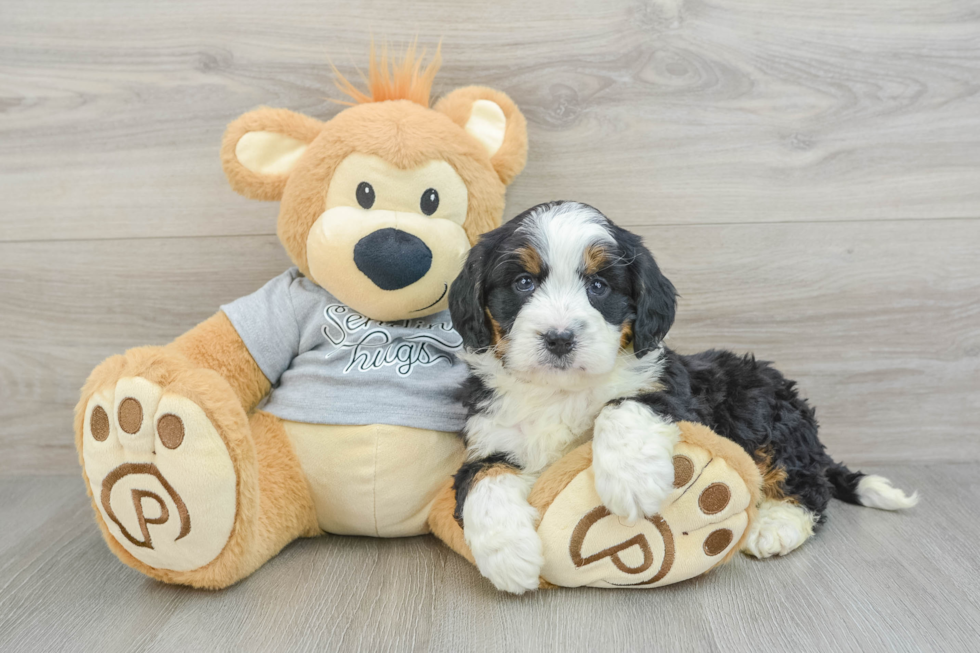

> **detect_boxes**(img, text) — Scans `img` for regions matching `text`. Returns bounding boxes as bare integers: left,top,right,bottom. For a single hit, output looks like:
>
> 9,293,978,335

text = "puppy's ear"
625,233,677,358
449,235,496,352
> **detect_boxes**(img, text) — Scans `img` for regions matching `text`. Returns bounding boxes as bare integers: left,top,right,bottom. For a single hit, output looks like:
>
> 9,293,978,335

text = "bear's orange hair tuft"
331,40,442,108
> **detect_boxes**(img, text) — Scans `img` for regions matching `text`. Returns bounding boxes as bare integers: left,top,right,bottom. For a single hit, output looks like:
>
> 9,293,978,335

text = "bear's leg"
78,354,317,589
428,478,475,564
530,423,762,589
235,410,321,577
430,422,764,591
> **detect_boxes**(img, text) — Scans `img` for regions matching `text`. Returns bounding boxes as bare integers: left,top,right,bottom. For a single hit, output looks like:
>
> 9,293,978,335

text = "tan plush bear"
75,46,760,590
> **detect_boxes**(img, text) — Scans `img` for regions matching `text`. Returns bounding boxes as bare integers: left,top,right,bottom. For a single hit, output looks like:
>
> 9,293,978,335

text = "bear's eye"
420,188,439,216
356,182,375,209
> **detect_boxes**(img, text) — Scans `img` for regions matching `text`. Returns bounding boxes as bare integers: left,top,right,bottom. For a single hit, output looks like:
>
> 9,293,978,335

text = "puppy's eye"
420,188,439,215
587,277,610,299
514,274,536,293
356,182,375,209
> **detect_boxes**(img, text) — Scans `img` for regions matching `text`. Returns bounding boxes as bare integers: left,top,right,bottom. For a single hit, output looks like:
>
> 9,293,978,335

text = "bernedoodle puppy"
447,201,918,594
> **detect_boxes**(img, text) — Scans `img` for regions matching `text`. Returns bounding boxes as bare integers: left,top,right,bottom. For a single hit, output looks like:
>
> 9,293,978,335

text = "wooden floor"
1,465,977,652
2,0,979,651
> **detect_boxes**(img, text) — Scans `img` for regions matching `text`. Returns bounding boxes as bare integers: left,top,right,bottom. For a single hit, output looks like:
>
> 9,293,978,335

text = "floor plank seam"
3,215,980,246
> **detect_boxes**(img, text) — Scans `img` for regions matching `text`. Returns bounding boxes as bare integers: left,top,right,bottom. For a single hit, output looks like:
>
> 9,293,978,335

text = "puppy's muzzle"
353,228,433,291
542,329,576,357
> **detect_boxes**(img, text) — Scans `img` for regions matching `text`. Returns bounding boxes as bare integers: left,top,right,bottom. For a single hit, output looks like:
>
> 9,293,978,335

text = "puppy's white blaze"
592,401,680,523
518,201,614,256
508,203,620,378
856,474,920,510
462,473,543,594
742,499,817,558
522,203,614,277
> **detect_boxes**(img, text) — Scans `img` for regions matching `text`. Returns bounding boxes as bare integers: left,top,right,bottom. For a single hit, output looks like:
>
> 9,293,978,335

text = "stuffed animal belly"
284,421,463,537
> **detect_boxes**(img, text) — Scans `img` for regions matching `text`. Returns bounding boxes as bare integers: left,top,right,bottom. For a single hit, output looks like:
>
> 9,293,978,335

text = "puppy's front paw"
468,523,544,594
593,464,674,523
593,401,680,523
462,474,543,594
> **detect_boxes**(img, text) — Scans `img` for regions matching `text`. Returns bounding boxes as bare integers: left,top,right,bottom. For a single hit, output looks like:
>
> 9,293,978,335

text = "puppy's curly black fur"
615,348,858,520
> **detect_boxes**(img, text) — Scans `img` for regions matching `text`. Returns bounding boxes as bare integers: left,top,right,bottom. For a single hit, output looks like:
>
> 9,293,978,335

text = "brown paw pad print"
569,506,674,586
699,481,733,556
703,528,733,556
118,397,143,434
91,406,110,442
156,414,185,449
699,482,731,515
90,398,185,450
101,463,191,549
672,455,695,488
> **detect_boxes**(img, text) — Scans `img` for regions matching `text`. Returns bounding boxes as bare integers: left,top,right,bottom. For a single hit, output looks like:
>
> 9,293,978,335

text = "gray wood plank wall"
2,0,979,475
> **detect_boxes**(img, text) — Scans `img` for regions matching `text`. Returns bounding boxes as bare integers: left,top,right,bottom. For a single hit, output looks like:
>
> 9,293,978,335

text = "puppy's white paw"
469,523,543,594
462,473,543,594
594,463,675,524
593,401,680,523
742,499,816,558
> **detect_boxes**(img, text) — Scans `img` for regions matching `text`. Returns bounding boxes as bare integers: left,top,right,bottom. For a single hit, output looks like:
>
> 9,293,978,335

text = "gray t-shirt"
221,268,469,432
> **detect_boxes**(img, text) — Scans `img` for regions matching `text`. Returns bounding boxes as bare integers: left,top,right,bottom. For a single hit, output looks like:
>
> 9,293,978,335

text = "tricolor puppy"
448,201,918,594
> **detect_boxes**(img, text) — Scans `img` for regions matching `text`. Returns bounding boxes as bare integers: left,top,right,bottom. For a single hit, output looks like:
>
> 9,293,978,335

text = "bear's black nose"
353,228,432,291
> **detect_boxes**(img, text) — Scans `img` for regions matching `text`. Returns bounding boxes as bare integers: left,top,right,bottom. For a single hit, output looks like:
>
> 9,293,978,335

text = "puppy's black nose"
542,329,576,357
353,228,432,290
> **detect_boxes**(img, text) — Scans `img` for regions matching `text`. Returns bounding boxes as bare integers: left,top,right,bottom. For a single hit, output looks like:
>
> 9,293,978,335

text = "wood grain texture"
2,0,980,243
1,3,979,466
1,219,977,475
0,465,976,652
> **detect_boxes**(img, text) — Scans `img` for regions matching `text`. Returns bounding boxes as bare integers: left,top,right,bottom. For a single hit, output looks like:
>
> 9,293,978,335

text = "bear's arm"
168,311,272,411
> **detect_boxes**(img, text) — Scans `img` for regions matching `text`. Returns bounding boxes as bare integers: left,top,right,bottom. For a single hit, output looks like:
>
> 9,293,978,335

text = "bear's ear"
221,108,325,201
434,86,528,186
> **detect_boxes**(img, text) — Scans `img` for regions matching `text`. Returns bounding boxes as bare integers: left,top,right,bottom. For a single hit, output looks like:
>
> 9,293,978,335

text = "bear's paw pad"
82,377,237,572
536,441,751,588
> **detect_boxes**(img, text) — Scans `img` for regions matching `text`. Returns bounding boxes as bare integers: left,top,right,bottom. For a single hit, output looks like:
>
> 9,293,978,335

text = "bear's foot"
81,375,239,573
530,422,762,589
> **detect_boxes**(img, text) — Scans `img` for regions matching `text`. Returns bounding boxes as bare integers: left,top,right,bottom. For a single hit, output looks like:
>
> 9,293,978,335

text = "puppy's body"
629,347,848,514
449,202,917,593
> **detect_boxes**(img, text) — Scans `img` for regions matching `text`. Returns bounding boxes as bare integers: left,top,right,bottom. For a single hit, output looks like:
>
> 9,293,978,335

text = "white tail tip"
857,474,920,510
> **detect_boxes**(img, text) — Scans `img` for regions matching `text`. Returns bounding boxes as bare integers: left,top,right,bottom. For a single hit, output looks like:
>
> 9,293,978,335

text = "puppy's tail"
826,462,919,510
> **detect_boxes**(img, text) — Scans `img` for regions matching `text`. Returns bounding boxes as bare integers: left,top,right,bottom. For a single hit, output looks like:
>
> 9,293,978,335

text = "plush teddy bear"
75,46,760,590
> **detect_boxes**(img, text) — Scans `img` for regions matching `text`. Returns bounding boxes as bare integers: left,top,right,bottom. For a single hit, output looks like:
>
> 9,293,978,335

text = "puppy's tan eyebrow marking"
516,245,542,275
583,243,609,276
